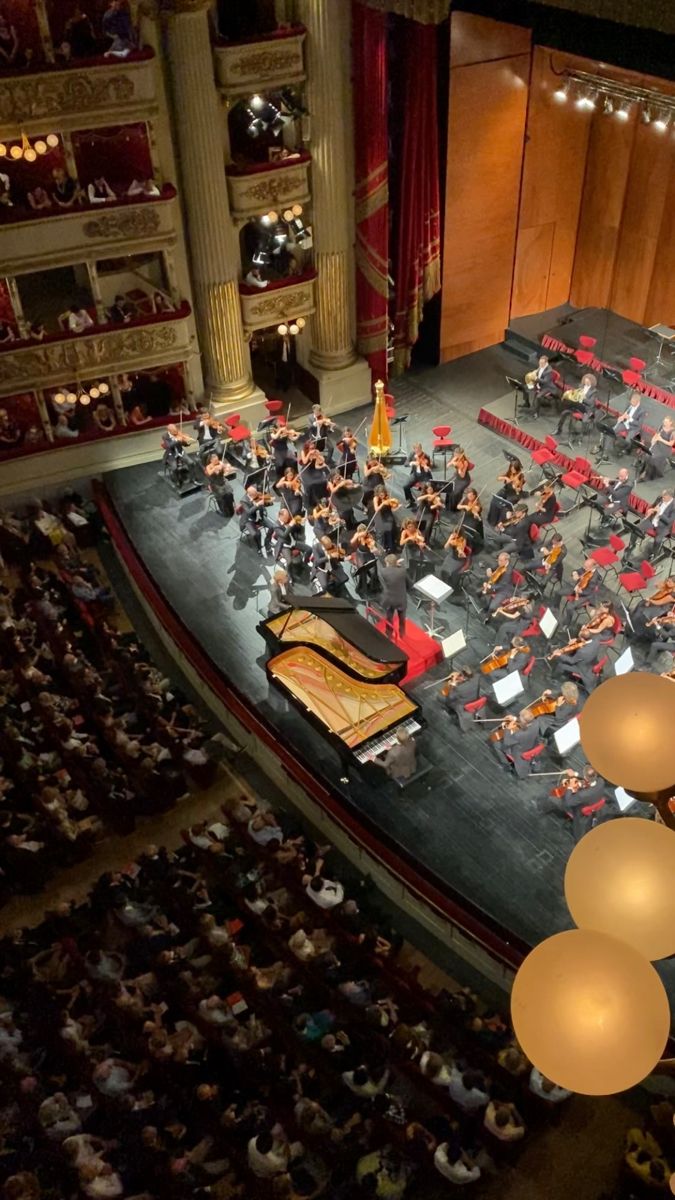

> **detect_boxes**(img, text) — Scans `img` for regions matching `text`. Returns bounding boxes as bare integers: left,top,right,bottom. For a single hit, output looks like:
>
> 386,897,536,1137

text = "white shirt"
68,310,94,334
447,1066,489,1111
529,1067,572,1103
247,1137,289,1178
434,1143,480,1184
653,498,672,527
305,878,344,909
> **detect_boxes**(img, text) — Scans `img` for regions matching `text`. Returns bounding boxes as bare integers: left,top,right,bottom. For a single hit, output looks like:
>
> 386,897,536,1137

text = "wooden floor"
104,343,675,1006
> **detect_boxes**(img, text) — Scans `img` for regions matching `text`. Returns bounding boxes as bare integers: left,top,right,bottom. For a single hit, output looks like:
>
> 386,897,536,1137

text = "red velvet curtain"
390,21,441,375
1,0,44,69
71,124,154,193
352,2,389,383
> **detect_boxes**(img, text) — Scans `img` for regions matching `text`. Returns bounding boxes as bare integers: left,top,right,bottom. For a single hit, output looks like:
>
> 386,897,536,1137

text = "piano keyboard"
354,717,422,763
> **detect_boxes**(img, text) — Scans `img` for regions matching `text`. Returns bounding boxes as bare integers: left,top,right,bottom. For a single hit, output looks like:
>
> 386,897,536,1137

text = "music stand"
492,669,524,706
441,629,466,658
614,786,638,813
386,414,409,465
413,574,453,638
505,375,526,426
553,716,580,756
539,607,558,639
613,646,634,675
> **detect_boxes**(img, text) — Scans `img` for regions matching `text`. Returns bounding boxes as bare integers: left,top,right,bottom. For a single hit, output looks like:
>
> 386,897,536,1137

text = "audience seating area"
0,493,218,901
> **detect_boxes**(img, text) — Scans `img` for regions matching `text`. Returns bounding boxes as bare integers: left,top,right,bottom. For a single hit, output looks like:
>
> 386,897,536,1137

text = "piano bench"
394,758,433,792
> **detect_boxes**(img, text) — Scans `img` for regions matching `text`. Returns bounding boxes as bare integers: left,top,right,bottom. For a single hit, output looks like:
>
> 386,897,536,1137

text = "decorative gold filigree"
83,207,162,240
229,49,301,78
238,172,305,205
247,288,312,319
0,72,135,126
0,326,180,388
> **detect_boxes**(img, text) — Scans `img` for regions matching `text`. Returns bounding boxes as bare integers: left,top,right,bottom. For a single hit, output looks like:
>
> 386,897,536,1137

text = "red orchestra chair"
530,435,559,483
579,335,597,351
432,425,454,466
463,696,488,721
628,356,646,376
265,398,284,417
566,796,606,822
521,654,537,677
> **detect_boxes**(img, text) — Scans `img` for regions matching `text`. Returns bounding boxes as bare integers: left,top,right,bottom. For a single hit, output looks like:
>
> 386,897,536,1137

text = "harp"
368,379,392,458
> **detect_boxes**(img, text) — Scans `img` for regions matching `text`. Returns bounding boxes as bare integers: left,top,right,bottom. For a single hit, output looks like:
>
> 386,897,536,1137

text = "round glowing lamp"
98,381,110,395
34,140,48,156
283,209,294,222
66,392,78,405
24,148,37,163
46,134,59,149
53,392,66,406
580,673,675,793
89,387,100,401
565,819,675,961
79,392,91,406
267,210,278,224
292,204,303,216
511,929,670,1095
296,317,306,329
0,144,6,157
289,323,299,335
9,145,23,160
277,324,288,336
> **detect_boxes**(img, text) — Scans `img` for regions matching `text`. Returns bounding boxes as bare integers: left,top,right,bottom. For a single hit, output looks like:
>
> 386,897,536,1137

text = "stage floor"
104,345,675,1000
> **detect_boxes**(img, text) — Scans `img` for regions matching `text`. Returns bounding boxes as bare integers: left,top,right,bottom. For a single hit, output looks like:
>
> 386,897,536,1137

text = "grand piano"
259,595,424,764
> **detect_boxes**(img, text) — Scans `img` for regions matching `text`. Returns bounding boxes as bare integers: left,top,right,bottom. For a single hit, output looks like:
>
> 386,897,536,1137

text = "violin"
364,459,391,480
482,562,507,594
529,691,561,718
417,490,443,510
248,435,270,460
445,530,468,558
271,425,301,441
201,415,227,435
277,475,302,495
401,528,427,549
547,636,588,661
351,531,378,554
481,644,530,674
493,595,530,616
573,567,594,597
376,496,401,511
411,451,432,471
646,605,675,629
204,459,233,477
580,608,615,638
326,544,346,561
337,436,358,454
171,428,193,445
535,484,555,511
542,543,563,570
252,491,274,506
440,670,466,698
450,450,469,476
646,582,675,606
550,772,584,799
489,715,519,743
458,497,482,518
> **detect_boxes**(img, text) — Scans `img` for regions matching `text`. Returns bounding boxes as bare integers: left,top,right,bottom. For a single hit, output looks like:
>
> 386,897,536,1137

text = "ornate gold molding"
247,287,313,319
0,72,133,127
227,160,311,222
356,0,450,21
239,171,306,204
230,48,300,77
215,31,305,96
0,324,183,393
83,207,162,239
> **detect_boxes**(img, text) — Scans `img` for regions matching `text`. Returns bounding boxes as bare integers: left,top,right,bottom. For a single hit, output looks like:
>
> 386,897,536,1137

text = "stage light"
98,382,110,395
283,209,294,222
249,94,265,112
654,110,670,131
53,391,67,406
576,92,596,111
292,204,303,217
580,674,675,795
289,323,299,335
260,214,272,227
553,82,568,102
565,819,675,962
34,140,48,155
89,387,100,400
79,392,91,406
511,929,670,1095
66,392,78,405
615,104,630,121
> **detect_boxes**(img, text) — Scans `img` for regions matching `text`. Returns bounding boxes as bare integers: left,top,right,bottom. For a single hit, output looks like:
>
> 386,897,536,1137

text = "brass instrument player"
521,353,558,417
555,372,598,436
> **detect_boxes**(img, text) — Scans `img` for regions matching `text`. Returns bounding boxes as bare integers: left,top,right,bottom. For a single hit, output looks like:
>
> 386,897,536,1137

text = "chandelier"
0,132,60,162
277,317,306,337
53,380,110,408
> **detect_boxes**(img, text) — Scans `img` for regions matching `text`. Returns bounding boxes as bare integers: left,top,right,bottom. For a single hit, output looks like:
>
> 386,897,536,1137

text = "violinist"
194,406,225,460
203,453,235,517
440,527,468,586
487,457,526,527
533,682,581,736
630,578,675,639
244,433,271,471
491,502,532,560
269,423,301,473
311,535,349,597
570,558,600,607
480,635,530,681
530,480,557,527
327,471,360,531
274,467,304,517
645,604,675,662
489,707,542,777
336,427,359,480
490,595,534,642
440,666,482,731
311,500,342,541
456,487,484,550
400,517,428,582
298,439,319,469
161,422,193,467
447,447,472,511
404,443,433,507
532,532,566,586
350,524,380,594
362,456,390,508
307,404,336,457
415,482,443,539
548,632,601,693
481,552,513,612
578,601,616,641
237,483,275,553
536,766,603,840
301,445,331,508
372,485,400,554
267,507,308,568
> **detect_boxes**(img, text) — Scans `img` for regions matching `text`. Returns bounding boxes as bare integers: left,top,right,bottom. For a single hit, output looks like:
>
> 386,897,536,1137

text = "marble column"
297,0,371,410
163,0,261,406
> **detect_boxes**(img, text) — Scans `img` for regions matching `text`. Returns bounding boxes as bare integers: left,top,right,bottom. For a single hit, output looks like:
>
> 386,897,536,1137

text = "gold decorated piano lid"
265,609,393,679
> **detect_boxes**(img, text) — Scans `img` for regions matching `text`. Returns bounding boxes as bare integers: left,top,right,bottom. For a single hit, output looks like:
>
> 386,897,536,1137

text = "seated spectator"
0,319,15,342
153,290,174,313
27,186,52,211
356,1148,410,1199
0,12,26,69
0,407,21,447
70,575,114,605
245,266,269,289
52,166,85,208
304,870,344,910
483,1100,525,1142
27,320,46,341
498,1043,529,1077
61,7,98,59
624,1128,670,1190
107,294,131,324
92,401,116,432
342,1064,390,1099
67,305,94,334
92,1057,136,1097
102,0,136,57
528,1067,572,1104
129,400,151,425
88,177,116,204
54,413,79,439
248,807,283,846
38,1092,82,1140
447,1066,490,1112
247,1128,298,1179
420,1050,453,1087
128,178,160,198
434,1141,481,1185
24,423,45,447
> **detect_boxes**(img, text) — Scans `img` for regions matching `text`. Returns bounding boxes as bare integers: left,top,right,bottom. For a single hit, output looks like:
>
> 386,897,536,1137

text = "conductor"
378,553,407,639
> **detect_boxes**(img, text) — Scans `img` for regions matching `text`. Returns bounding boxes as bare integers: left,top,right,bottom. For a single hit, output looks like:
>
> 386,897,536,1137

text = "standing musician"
636,417,675,482
311,536,349,596
530,480,558,527
548,632,602,693
480,551,513,612
536,765,604,839
269,423,301,474
531,682,581,736
569,557,600,608
404,443,433,507
274,467,305,517
447,447,472,511
307,404,336,458
400,517,429,582
372,486,401,554
491,502,533,560
194,408,226,462
415,482,443,540
521,354,558,417
350,524,380,594
327,471,360,531
336,427,359,479
362,457,390,509
161,422,193,469
456,488,484,550
204,453,235,516
439,666,482,731
378,553,408,639
554,372,598,436
440,527,469,586
487,457,526,527
597,468,631,525
631,490,674,560
594,391,644,463
238,483,275,552
300,447,331,508
531,532,566,587
244,433,271,472
489,707,542,777
480,635,531,681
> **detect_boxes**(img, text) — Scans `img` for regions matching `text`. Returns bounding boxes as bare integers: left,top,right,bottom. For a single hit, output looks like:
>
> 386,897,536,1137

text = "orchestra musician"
350,524,380,594
377,553,408,639
267,567,291,617
548,633,602,693
237,483,275,552
311,500,343,541
404,443,433,507
372,486,401,554
629,578,675,639
644,604,675,662
274,467,305,517
490,596,535,642
327,471,360,531
440,527,469,586
440,666,482,731
300,446,331,508
336,427,359,479
415,482,443,539
569,558,600,607
490,502,533,560
311,535,349,596
487,457,526,527
521,354,558,418
456,488,484,549
480,635,530,681
489,707,542,777
536,765,604,840
194,407,226,461
529,480,557,527
594,391,644,463
400,517,429,582
636,417,675,482
554,372,598,436
204,453,235,516
267,507,309,568
307,404,336,459
244,433,271,472
531,532,566,587
480,551,513,612
597,468,631,525
161,422,193,467
362,456,390,508
447,447,471,511
631,490,674,560
532,682,581,737
577,601,617,641
269,423,301,473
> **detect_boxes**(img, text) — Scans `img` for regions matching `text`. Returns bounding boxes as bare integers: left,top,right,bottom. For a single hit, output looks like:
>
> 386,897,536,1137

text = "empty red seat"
629,356,646,375
463,696,487,716
579,335,597,350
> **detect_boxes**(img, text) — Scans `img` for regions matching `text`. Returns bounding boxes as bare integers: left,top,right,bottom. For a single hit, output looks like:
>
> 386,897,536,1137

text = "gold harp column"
297,0,371,412
163,0,262,407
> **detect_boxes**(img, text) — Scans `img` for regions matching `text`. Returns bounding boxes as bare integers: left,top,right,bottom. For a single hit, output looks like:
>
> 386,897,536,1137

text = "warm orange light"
579,673,675,792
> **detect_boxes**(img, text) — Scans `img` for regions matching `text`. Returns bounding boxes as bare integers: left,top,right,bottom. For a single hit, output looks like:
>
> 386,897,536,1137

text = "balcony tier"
0,189,178,273
0,307,193,397
226,155,310,222
215,28,306,97
239,272,315,333
0,52,157,139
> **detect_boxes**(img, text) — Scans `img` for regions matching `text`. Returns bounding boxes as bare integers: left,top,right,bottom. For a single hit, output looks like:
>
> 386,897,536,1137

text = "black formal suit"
600,478,631,520
555,386,598,434
597,401,644,457
551,636,602,692
638,497,674,555
524,363,558,415
492,514,534,560
238,495,274,548
377,560,407,635
444,675,481,731
491,718,543,778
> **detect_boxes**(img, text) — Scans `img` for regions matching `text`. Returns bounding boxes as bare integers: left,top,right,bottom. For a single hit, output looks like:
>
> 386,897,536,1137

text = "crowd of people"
0,2,137,73
0,491,219,899
0,167,163,223
0,781,586,1200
